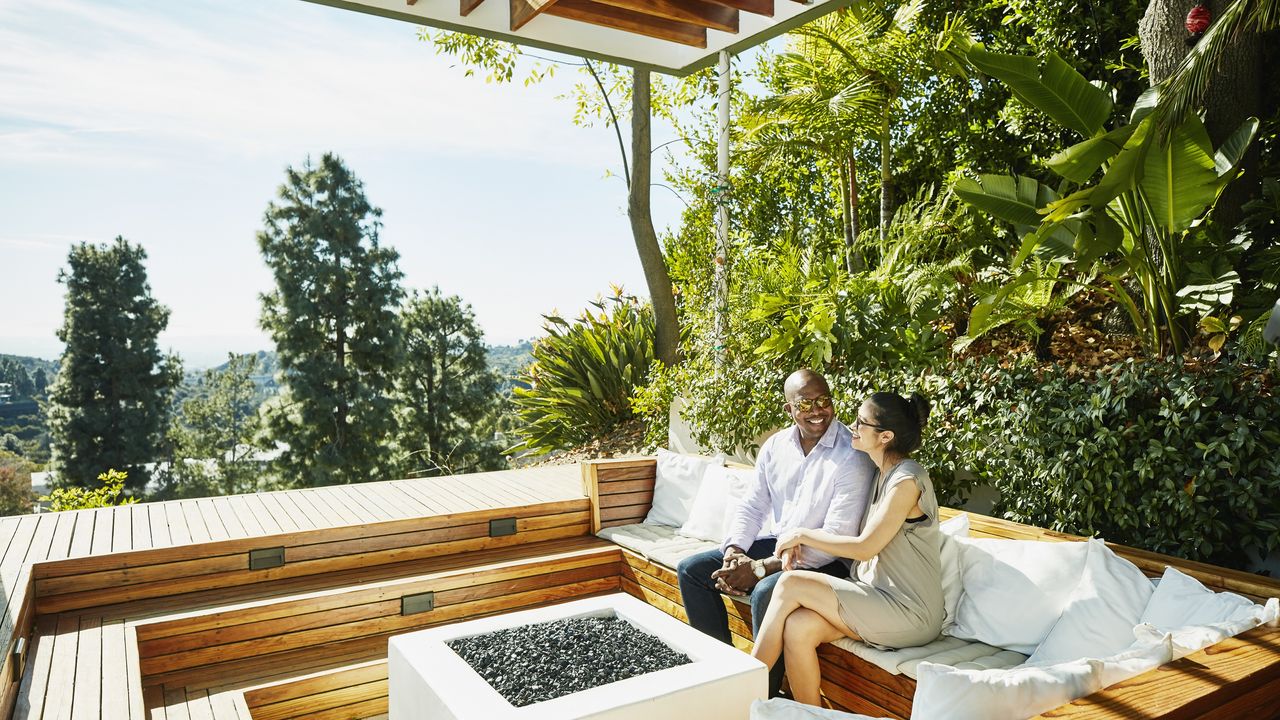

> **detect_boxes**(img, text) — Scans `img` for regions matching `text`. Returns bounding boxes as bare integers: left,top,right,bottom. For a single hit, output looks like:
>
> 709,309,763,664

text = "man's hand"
712,559,758,596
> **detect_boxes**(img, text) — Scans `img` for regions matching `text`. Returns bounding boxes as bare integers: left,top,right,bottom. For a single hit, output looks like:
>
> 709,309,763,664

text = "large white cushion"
938,513,970,631
1025,539,1154,666
947,537,1089,655
750,698,887,720
678,464,757,542
911,638,1171,720
643,450,723,528
1136,566,1279,659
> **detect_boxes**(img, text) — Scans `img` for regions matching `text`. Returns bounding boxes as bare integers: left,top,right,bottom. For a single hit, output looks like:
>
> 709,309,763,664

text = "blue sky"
0,0,707,367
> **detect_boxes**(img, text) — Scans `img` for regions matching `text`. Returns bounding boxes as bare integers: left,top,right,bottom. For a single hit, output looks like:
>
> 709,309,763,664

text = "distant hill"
0,353,58,376
487,342,533,392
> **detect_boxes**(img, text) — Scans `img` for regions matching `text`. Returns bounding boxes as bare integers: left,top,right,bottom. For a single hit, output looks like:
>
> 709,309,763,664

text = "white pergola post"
714,49,731,356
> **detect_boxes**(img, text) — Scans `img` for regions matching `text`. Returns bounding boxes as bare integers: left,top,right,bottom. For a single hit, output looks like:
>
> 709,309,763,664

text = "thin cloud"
0,0,615,168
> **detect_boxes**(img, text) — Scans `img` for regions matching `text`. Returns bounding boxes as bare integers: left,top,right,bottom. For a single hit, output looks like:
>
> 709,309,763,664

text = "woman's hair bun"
908,392,931,429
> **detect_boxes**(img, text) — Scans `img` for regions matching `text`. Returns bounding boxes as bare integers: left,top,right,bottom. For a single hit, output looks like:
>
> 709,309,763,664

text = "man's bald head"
784,369,830,401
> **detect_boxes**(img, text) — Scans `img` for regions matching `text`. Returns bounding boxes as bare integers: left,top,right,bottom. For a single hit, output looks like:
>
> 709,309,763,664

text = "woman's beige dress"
828,459,944,649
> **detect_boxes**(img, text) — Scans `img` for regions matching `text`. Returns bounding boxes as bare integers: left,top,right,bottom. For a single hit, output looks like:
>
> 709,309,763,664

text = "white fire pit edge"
388,592,767,719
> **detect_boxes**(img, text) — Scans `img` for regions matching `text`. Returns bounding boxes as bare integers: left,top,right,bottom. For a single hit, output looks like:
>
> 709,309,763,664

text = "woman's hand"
774,528,810,555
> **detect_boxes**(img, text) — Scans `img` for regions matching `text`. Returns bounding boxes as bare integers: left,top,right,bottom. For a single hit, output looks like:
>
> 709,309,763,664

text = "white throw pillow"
1026,539,1154,666
1136,566,1275,659
643,450,723,528
947,538,1089,655
938,513,970,631
679,465,770,542
911,638,1171,720
1140,566,1259,631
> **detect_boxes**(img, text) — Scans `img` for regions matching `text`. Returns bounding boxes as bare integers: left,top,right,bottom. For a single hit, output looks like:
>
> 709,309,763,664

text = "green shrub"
510,290,655,455
42,468,137,512
639,357,1280,570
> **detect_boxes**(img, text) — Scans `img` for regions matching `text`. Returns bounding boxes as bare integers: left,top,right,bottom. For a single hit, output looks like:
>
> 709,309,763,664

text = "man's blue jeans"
675,539,848,696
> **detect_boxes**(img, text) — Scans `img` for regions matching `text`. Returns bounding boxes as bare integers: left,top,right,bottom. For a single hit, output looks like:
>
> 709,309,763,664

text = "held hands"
774,528,810,571
711,548,756,596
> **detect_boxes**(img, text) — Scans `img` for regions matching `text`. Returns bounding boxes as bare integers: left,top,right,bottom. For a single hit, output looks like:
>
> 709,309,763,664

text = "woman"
749,391,943,706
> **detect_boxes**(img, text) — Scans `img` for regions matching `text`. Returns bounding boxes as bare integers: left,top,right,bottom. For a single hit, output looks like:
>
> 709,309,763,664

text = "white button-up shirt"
721,421,875,569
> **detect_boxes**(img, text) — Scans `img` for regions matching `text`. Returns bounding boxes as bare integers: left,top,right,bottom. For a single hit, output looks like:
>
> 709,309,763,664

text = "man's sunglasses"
791,395,833,413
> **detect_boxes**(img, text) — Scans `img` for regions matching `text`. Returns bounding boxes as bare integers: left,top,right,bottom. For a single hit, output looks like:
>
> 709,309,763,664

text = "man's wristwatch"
751,559,767,579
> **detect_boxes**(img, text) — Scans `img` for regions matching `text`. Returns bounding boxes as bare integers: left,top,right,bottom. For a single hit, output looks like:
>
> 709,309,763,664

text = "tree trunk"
1139,0,1261,224
879,106,894,242
839,151,863,273
628,70,682,368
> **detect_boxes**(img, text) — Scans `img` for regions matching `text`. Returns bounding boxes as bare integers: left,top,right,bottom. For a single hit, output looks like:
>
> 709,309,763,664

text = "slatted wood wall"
581,458,656,532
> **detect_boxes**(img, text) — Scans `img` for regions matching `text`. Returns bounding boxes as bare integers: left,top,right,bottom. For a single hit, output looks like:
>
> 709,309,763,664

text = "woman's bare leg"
783,609,847,705
750,572,859,674
750,571,816,668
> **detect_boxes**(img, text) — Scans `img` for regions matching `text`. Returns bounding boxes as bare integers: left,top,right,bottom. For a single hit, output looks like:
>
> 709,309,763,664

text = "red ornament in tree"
1186,3,1211,41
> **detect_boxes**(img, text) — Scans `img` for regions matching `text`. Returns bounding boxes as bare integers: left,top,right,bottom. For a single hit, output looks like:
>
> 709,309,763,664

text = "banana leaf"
966,49,1112,137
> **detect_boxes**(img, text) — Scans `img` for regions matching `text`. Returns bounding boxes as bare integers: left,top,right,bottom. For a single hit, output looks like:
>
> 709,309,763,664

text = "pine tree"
258,154,404,486
163,353,263,498
394,288,505,477
47,238,181,492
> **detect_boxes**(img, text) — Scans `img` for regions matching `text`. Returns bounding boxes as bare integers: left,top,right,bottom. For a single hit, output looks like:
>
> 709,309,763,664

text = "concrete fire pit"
388,593,767,719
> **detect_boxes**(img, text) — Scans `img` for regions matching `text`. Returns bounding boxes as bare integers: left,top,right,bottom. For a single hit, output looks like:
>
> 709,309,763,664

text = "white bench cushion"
831,635,1026,679
598,522,718,570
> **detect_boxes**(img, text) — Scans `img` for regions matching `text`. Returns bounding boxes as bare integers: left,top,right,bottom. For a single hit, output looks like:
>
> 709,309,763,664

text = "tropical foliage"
510,289,655,456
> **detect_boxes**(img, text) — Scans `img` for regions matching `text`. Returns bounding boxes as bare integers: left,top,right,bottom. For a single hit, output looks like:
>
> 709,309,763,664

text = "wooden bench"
581,457,1280,719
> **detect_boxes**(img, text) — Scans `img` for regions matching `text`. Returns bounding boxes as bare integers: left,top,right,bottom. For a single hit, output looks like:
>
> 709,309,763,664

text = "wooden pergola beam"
703,0,774,15
511,0,563,31
545,0,709,47
590,0,739,34
460,0,485,16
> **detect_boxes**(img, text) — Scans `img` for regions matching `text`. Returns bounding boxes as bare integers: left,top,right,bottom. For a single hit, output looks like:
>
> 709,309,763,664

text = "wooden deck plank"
89,508,115,556
45,511,78,562
180,501,212,545
195,499,230,543
72,614,103,719
317,486,382,525
368,482,434,516
147,502,173,549
68,510,97,559
389,480,452,515
13,615,56,720
143,685,166,720
277,490,331,529
112,505,134,554
132,503,153,551
162,688,192,720
274,491,324,530
126,624,146,720
22,513,60,566
40,613,80,720
240,494,283,536
163,502,192,547
184,688,215,720
223,495,264,538
297,488,361,527
101,620,131,720
210,497,248,540
257,493,301,534
347,484,411,521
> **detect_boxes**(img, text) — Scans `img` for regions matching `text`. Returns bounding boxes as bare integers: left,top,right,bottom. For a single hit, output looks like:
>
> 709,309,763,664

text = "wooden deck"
3,458,1278,720
0,466,590,718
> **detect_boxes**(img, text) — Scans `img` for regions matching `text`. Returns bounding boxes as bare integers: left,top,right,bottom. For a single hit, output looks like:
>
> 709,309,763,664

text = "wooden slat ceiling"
305,0,853,75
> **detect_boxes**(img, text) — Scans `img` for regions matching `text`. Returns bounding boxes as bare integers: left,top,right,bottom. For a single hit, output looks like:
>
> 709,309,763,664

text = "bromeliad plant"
955,49,1258,358
509,288,655,456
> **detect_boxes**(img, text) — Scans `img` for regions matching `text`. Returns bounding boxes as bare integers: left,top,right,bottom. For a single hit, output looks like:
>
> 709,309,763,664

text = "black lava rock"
446,616,692,707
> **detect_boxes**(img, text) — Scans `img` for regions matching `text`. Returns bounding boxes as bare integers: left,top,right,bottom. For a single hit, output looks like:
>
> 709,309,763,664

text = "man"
676,369,875,696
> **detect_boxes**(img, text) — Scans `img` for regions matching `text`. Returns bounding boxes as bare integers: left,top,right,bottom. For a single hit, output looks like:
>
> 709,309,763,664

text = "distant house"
0,382,12,404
